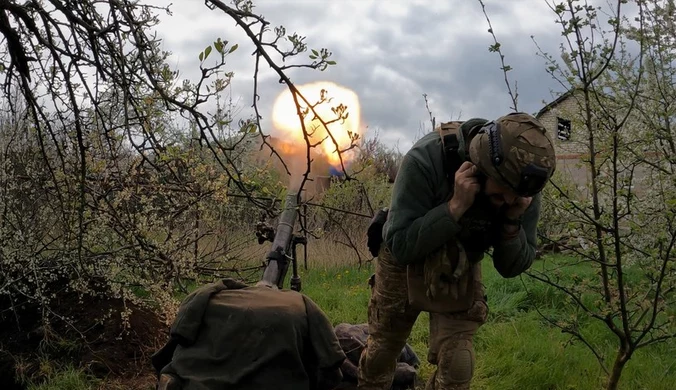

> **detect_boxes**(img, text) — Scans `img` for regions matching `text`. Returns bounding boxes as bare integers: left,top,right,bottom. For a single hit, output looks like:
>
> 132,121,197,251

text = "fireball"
271,81,362,167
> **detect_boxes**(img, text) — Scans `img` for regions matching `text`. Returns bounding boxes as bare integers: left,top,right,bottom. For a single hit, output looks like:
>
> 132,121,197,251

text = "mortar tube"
258,192,298,288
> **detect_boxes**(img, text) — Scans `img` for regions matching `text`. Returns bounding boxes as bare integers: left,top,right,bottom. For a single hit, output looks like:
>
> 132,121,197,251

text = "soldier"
152,278,347,390
334,322,420,389
358,113,556,389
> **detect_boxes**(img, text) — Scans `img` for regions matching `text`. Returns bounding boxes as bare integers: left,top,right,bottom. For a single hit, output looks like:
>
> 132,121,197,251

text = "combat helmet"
468,112,556,197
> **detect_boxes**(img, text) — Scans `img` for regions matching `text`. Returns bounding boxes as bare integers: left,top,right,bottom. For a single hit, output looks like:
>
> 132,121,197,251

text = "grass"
24,365,99,390
300,255,676,390
27,249,676,390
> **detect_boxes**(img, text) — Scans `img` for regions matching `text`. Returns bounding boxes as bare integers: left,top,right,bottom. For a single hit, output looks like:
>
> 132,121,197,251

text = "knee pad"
437,338,474,386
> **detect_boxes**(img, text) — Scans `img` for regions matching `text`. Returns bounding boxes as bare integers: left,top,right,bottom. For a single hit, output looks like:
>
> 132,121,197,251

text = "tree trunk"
606,350,630,390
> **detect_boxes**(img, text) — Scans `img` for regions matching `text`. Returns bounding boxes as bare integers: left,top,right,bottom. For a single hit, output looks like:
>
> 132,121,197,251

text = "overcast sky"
146,0,580,151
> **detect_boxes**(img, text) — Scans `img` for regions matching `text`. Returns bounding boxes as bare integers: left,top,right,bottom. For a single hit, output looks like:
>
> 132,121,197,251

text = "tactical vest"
366,121,488,313
437,120,466,184
405,121,485,313
437,121,498,254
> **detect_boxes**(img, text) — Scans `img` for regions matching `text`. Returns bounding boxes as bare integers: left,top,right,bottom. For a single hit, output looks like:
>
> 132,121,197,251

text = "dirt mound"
0,282,168,388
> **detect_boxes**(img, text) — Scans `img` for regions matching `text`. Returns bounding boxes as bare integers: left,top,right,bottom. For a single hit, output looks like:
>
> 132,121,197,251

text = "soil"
0,281,169,389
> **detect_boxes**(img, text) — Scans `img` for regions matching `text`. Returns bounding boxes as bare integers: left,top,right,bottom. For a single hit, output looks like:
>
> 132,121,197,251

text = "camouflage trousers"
357,246,488,390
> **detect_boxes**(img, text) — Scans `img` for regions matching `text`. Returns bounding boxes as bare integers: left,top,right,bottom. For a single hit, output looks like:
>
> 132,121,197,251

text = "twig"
477,0,519,111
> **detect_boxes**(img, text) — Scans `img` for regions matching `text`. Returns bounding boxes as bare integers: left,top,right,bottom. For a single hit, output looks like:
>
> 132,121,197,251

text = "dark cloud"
150,0,571,149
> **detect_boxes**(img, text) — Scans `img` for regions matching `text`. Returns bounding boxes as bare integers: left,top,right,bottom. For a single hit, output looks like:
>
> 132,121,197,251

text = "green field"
28,254,675,390
300,256,676,390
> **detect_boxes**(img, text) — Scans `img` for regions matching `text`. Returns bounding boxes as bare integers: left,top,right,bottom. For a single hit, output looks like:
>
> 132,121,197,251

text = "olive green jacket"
382,119,541,278
152,279,346,390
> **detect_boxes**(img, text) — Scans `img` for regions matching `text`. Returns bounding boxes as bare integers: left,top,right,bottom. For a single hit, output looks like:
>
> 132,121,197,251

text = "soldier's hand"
504,196,532,220
448,161,481,221
158,374,181,390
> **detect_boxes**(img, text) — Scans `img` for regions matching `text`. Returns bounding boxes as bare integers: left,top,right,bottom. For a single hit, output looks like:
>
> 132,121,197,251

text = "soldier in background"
359,113,557,389
152,278,346,390
334,322,419,389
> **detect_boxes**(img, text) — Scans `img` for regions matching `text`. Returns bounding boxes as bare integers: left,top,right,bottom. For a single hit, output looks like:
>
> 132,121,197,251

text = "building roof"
535,89,576,119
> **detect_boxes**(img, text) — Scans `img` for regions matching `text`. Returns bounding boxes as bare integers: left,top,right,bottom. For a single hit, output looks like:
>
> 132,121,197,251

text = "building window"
557,117,571,140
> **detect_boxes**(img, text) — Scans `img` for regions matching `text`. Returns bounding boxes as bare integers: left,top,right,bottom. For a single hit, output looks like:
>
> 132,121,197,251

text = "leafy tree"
0,0,360,363
480,0,676,388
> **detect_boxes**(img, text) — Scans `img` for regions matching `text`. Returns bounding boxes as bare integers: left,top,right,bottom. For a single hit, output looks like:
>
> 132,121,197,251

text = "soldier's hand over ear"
448,161,481,221
504,196,532,219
